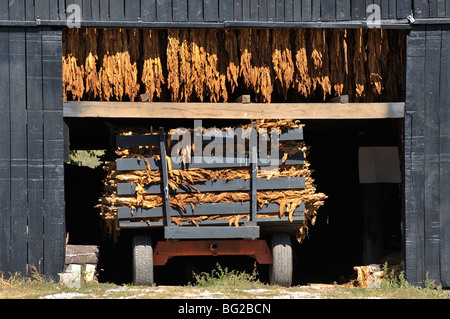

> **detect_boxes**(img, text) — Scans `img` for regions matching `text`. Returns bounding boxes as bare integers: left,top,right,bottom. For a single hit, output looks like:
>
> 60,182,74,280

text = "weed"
190,262,264,289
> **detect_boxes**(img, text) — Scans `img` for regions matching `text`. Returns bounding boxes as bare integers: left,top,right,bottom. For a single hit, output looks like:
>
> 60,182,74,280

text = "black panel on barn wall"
405,26,426,287
404,24,450,288
0,28,11,274
9,27,28,276
423,25,441,286
26,28,45,272
439,25,450,288
42,27,65,280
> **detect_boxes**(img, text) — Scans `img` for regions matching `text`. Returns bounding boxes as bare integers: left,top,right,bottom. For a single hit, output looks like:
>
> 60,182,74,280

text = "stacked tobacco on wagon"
97,120,327,243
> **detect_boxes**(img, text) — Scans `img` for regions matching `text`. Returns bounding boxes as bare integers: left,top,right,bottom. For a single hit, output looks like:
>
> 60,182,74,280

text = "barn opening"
63,27,406,285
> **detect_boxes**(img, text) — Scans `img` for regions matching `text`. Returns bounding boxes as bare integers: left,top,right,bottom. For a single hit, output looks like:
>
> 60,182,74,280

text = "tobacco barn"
0,0,449,288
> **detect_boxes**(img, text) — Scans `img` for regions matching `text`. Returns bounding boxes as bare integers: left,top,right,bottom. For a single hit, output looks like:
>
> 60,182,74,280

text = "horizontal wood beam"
118,215,305,229
117,202,305,219
117,177,306,195
64,101,405,120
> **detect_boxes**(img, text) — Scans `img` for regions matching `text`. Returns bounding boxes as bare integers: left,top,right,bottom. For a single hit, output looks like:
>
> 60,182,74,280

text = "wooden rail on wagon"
115,126,306,239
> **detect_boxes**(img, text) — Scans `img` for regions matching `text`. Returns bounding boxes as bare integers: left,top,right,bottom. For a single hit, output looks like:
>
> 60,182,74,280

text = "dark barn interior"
65,116,403,285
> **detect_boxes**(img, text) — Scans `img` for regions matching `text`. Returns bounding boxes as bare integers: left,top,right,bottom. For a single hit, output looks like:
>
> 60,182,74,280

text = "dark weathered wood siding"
404,25,450,287
0,27,65,280
0,0,416,27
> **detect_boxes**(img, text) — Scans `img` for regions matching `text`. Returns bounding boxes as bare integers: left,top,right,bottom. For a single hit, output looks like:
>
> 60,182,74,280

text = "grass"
190,262,263,289
1,263,449,299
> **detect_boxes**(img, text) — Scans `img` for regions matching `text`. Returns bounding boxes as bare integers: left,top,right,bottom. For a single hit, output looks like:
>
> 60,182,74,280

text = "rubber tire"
269,233,293,287
132,235,154,286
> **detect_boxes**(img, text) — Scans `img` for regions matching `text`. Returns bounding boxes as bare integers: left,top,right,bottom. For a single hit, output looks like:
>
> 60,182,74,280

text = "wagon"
115,124,308,287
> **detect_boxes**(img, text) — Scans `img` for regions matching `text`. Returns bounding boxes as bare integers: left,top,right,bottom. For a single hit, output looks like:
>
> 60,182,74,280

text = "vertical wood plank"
219,0,234,21
141,0,156,22
26,28,44,272
293,0,302,21
26,0,35,20
100,0,110,21
351,0,365,20
396,0,411,18
58,0,67,20
389,0,397,19
189,0,203,21
437,0,446,17
276,0,285,21
242,0,251,20
82,0,92,21
284,0,293,21
49,0,60,20
302,0,312,21
91,0,100,21
336,0,350,20
250,125,257,222
439,25,450,288
233,0,243,21
159,128,171,227
267,0,276,21
173,0,188,22
259,0,268,21
204,0,220,21
404,27,426,286
321,0,336,21
423,25,442,284
428,0,438,17
312,0,321,21
156,0,172,22
0,28,11,274
9,0,26,20
250,0,259,20
0,2,8,20
9,28,28,275
109,0,125,21
125,0,141,21
380,0,389,19
42,28,65,280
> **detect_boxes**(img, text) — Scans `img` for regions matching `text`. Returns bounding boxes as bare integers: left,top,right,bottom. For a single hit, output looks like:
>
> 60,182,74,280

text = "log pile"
350,252,403,288
63,28,405,103
97,120,327,243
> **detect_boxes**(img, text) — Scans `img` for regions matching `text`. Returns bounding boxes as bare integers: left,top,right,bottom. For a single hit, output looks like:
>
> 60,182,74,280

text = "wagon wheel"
269,233,293,287
132,235,154,286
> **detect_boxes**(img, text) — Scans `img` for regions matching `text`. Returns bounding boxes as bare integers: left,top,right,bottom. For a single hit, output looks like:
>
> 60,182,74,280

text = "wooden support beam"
63,101,405,119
